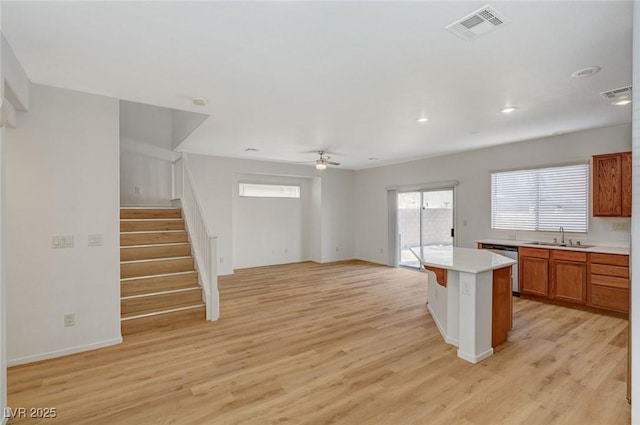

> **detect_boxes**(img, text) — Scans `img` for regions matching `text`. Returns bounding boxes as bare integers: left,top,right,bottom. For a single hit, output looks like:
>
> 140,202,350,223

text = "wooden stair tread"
121,272,199,297
120,306,206,336
120,231,188,246
120,257,195,279
120,219,185,232
120,208,182,219
121,289,203,317
121,244,192,261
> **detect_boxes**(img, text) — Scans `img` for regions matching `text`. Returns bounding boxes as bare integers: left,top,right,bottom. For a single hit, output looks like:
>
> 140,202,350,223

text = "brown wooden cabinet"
588,253,629,313
593,151,632,217
550,250,587,304
519,247,549,297
519,247,628,315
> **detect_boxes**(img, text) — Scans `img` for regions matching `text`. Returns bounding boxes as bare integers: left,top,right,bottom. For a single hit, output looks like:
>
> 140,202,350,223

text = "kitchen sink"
525,241,594,249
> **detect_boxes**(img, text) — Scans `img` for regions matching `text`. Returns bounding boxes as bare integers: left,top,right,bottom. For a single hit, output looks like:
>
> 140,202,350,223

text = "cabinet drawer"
590,263,629,278
519,247,550,259
589,253,629,266
590,274,629,289
589,285,629,313
551,250,587,262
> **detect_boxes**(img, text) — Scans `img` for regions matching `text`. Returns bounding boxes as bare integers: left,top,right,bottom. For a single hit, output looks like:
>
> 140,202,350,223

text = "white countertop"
476,238,630,256
410,246,516,274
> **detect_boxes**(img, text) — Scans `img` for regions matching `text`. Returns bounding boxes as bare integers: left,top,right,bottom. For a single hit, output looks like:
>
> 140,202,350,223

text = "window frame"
238,182,301,199
490,162,590,234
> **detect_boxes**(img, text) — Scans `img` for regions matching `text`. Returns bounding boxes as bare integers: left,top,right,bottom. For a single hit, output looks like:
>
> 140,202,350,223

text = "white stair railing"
172,155,219,321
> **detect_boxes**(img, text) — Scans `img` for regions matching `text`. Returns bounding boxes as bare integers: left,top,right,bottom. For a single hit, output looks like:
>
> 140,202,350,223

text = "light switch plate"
52,235,74,248
88,234,103,247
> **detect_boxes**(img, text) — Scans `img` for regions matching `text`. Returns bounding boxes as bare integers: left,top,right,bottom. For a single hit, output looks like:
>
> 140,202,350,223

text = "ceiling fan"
299,151,341,170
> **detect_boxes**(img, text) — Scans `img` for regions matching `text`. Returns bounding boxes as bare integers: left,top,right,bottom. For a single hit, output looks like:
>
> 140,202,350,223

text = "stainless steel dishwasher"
479,243,519,295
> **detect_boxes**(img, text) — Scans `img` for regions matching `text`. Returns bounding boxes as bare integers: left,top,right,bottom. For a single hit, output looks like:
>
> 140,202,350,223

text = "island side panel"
492,265,513,347
446,271,460,346
457,271,494,363
426,269,448,343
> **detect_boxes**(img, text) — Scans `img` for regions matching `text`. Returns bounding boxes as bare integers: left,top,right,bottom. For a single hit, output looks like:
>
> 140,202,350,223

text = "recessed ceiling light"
551,131,563,136
368,157,380,161
571,66,601,78
245,148,259,152
417,116,429,123
192,97,207,106
499,106,518,114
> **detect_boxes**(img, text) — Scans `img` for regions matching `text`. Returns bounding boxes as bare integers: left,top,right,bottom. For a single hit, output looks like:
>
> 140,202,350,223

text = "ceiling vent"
600,85,632,100
446,5,510,41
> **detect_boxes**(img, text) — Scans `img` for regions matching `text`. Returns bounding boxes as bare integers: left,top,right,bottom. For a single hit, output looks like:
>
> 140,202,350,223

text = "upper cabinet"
593,151,631,217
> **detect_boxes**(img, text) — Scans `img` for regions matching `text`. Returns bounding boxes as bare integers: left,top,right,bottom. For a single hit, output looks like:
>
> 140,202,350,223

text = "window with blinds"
491,163,589,233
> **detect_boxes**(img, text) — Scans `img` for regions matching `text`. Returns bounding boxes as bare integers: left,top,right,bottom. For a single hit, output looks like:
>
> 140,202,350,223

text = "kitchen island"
411,246,516,363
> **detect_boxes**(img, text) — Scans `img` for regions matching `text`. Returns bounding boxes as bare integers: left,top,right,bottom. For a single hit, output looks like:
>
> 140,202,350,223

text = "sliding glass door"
398,189,454,268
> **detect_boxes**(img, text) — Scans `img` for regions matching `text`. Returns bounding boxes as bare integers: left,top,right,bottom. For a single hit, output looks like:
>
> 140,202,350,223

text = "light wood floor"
7,260,630,425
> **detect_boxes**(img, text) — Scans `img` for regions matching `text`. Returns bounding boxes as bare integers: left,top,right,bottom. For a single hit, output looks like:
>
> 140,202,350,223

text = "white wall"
320,170,355,263
0,19,6,425
5,84,121,365
1,35,28,112
630,2,639,422
120,101,174,206
186,154,355,275
355,123,632,265
0,28,26,423
171,109,208,149
233,174,311,269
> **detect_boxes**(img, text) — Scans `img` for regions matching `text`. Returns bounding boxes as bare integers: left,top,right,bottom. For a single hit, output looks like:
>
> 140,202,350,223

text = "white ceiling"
2,1,633,169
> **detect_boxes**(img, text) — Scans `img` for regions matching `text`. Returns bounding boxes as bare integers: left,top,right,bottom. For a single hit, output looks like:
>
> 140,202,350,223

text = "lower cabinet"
518,248,628,315
520,254,549,297
550,250,587,304
587,253,630,313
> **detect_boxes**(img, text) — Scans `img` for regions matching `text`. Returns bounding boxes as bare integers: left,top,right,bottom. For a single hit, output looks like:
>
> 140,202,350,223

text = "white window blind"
491,163,589,233
239,183,300,199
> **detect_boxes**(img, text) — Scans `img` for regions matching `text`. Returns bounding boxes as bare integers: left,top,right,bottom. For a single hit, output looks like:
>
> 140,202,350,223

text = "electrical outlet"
612,222,630,232
64,313,75,327
335,247,339,252
88,234,103,247
219,257,224,263
134,186,141,195
508,233,517,240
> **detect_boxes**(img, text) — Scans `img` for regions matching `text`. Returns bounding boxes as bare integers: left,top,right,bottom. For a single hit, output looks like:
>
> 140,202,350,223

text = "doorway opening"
398,189,455,268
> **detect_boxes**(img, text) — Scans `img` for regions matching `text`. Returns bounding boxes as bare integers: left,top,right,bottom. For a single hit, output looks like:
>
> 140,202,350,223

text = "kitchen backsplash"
487,216,631,247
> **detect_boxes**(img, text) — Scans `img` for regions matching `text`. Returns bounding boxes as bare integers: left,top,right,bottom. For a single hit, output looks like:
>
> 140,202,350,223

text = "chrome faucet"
559,226,565,244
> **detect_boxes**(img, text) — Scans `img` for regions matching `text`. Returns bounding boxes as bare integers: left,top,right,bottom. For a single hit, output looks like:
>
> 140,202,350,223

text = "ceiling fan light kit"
300,150,340,170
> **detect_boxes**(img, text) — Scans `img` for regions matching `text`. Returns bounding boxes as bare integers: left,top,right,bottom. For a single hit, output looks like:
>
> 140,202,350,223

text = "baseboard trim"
1,415,7,425
7,337,123,367
353,256,387,266
457,347,494,364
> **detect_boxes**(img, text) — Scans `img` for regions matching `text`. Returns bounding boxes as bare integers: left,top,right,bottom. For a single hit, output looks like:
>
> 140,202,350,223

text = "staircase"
120,207,205,335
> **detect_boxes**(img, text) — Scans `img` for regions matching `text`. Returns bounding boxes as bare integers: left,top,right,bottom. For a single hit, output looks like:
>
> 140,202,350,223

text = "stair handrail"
173,154,219,321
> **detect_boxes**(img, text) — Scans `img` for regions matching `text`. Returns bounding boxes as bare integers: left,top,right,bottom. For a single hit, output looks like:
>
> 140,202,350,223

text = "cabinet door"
551,260,586,304
622,151,632,217
519,256,549,297
593,154,622,216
